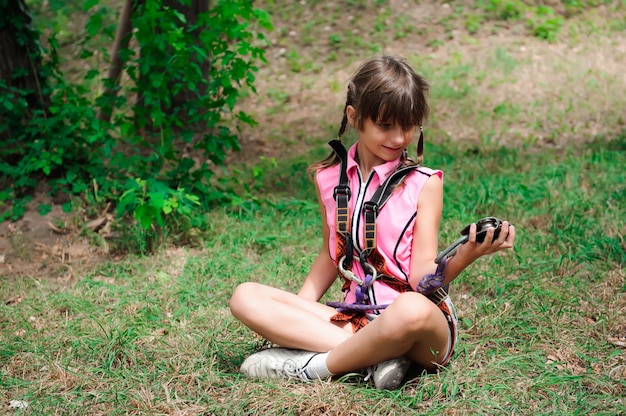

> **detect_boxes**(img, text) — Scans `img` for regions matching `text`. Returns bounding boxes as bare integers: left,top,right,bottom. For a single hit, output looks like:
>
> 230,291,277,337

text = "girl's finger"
468,223,477,243
495,221,509,244
482,226,496,246
506,225,516,245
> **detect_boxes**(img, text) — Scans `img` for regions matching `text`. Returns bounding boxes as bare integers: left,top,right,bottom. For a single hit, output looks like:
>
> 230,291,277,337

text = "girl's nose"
390,127,406,145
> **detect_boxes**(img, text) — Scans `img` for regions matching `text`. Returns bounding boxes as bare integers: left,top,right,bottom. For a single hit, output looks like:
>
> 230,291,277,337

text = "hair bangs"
379,92,420,131
360,80,425,131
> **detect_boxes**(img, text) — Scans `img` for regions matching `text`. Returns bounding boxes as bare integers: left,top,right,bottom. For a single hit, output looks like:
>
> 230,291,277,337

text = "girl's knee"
229,281,260,317
381,293,438,337
393,291,432,314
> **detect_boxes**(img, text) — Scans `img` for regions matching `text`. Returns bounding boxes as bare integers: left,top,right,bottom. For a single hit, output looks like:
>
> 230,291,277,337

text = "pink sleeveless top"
315,143,443,307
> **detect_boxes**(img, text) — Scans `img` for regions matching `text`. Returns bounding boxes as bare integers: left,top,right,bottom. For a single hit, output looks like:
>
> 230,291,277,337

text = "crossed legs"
229,282,451,374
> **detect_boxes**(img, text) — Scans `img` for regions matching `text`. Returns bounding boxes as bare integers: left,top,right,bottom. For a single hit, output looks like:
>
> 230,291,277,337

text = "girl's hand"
457,220,516,260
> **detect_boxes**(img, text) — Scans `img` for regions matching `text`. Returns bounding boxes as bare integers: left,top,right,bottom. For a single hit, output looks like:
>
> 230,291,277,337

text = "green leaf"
172,10,187,24
253,8,274,31
84,0,99,11
86,13,103,37
38,204,52,216
148,192,165,209
135,205,154,229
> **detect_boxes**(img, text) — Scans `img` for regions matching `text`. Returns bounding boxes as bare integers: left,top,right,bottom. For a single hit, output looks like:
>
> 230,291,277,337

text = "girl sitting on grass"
229,55,515,390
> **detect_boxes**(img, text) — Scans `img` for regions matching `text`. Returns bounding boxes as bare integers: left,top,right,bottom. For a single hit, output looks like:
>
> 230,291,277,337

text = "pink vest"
315,143,443,307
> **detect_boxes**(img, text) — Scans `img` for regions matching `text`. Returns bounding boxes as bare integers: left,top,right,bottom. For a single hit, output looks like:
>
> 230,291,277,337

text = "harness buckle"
363,201,379,214
333,185,351,200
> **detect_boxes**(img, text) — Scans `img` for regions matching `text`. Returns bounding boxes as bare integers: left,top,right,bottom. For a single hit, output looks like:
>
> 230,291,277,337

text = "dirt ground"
1,1,625,281
0,195,113,281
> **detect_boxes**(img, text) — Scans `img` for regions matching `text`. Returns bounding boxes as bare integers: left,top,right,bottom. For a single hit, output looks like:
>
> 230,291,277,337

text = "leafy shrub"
1,0,272,252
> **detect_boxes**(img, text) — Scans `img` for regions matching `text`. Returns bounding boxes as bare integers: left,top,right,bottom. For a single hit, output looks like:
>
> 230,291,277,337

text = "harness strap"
362,165,417,273
329,139,417,276
327,139,447,309
329,140,353,269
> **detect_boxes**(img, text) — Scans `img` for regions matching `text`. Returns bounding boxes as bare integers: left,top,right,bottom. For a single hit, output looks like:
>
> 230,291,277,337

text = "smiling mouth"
383,146,403,152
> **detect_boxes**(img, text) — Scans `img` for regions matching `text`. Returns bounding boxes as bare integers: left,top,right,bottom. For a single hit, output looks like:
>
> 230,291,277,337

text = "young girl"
229,55,515,390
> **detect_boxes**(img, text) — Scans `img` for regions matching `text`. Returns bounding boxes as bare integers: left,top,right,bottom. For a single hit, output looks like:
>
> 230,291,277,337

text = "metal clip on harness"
337,255,377,285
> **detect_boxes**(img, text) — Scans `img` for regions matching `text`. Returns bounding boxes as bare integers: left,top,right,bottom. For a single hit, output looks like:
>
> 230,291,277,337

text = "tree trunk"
97,0,138,122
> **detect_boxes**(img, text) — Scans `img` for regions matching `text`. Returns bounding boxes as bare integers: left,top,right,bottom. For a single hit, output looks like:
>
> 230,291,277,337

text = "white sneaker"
371,356,411,390
240,347,318,381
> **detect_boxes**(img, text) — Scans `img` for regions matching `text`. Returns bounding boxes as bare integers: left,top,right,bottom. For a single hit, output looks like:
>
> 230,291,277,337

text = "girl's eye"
377,123,392,129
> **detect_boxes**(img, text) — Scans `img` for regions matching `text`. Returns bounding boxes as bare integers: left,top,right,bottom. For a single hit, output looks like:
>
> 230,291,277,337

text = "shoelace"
274,359,311,381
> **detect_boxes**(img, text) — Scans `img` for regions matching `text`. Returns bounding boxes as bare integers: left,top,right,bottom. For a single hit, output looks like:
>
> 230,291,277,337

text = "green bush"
0,0,272,252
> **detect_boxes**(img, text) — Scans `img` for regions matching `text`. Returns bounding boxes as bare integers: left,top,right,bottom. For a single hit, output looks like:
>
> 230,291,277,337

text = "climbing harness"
324,139,450,315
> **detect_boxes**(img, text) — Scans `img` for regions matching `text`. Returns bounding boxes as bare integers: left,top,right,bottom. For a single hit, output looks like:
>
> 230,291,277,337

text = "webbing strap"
326,139,451,314
329,139,417,276
329,140,353,268
362,165,416,266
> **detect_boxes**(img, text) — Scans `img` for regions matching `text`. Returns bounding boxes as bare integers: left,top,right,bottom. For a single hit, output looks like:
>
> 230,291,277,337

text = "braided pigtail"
309,85,354,174
416,125,424,166
337,102,350,139
337,82,355,139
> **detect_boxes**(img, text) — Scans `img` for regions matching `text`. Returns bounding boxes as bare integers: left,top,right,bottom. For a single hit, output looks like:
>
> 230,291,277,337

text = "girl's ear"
346,105,356,127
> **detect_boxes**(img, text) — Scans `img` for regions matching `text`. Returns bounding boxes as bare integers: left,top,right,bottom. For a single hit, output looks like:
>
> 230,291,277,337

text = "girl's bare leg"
325,292,450,373
230,284,450,373
229,282,353,351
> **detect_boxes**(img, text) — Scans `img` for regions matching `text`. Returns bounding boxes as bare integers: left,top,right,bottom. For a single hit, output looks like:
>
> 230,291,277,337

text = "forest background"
1,0,625,414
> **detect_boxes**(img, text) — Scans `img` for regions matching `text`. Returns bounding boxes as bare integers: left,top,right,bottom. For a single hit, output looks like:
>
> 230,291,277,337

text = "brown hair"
311,55,430,173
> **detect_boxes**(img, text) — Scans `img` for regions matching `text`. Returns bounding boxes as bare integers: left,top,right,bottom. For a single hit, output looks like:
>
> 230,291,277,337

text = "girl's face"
354,115,415,168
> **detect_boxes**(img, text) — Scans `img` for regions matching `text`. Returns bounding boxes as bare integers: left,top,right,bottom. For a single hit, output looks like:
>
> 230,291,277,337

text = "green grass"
3,0,626,414
2,134,625,414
